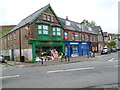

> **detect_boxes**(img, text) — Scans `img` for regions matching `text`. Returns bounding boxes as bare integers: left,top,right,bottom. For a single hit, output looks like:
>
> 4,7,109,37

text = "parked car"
111,47,117,52
101,48,111,55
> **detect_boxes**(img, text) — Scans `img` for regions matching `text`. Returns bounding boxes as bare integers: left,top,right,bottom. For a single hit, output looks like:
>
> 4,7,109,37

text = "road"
1,52,119,88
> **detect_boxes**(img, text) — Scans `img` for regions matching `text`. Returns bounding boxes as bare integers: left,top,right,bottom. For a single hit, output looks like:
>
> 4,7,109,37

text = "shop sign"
70,43,79,45
82,43,87,44
36,42,61,45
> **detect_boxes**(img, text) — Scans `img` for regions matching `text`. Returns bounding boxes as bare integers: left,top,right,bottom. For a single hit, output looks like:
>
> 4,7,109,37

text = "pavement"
4,53,102,68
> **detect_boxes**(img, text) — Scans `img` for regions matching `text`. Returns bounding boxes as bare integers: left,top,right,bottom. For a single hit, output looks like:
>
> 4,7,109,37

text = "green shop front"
28,40,64,63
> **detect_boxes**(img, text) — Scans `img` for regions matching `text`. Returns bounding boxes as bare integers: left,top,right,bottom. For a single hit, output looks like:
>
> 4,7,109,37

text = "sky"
0,0,119,34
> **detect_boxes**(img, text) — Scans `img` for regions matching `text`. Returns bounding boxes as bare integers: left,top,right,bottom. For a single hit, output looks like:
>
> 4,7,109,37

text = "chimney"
66,16,68,20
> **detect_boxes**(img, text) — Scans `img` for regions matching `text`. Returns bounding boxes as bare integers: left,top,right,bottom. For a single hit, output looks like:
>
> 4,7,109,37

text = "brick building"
1,4,64,62
59,17,99,57
1,4,104,62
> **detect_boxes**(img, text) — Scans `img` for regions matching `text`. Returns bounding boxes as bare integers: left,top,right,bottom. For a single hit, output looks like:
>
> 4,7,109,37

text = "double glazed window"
43,14,47,20
47,15,51,21
51,16,54,22
52,27,61,36
38,25,49,35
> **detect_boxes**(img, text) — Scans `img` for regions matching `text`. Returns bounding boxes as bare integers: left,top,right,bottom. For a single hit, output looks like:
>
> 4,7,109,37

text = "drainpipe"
19,29,22,62
81,22,84,56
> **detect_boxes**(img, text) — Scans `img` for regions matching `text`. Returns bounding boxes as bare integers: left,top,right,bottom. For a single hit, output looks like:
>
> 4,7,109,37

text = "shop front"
28,40,64,62
64,41,90,57
90,42,98,53
79,42,90,56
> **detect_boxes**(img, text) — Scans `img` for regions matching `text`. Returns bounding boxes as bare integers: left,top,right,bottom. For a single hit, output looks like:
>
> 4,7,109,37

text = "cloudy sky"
0,0,119,33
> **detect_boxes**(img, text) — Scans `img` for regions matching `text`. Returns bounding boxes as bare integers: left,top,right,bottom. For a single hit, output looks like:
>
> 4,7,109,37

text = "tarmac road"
1,52,119,88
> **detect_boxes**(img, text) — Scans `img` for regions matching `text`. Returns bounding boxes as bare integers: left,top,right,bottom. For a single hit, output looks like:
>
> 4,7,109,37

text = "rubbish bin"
20,56,24,62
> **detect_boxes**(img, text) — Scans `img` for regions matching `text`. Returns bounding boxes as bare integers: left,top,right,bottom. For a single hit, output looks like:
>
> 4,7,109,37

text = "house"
1,4,104,62
59,17,98,57
92,26,104,53
1,4,64,62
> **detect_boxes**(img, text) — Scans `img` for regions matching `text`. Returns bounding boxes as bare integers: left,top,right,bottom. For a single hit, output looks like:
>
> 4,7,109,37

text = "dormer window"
76,24,81,28
47,15,50,21
88,27,92,31
65,20,71,26
43,14,47,20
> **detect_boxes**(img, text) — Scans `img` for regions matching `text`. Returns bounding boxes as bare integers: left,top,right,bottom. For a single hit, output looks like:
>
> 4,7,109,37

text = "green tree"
109,40,116,47
82,19,96,27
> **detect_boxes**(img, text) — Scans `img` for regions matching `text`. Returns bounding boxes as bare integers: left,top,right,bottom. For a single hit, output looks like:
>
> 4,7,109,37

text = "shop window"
38,25,49,35
51,16,54,22
64,32,68,40
47,15,51,21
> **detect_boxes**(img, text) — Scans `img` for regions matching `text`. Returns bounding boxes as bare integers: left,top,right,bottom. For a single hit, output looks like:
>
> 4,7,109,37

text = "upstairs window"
72,33,75,40
79,33,82,41
82,34,85,41
64,32,68,40
10,34,12,40
38,25,49,35
8,36,9,41
47,15,51,21
51,16,54,22
43,14,47,20
52,27,61,36
57,28,61,35
14,32,16,40
43,25,48,34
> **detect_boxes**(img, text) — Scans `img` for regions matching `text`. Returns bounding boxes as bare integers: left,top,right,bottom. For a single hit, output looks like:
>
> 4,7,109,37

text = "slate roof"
9,4,50,33
92,26,102,34
59,17,97,34
7,4,98,36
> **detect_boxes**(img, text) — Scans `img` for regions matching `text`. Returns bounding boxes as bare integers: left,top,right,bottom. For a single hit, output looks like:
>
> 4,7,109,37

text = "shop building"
59,18,98,57
1,4,64,62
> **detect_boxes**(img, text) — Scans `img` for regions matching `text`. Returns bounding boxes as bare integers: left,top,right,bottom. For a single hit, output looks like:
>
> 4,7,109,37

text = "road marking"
115,65,118,67
0,75,20,79
47,67,94,73
109,58,114,61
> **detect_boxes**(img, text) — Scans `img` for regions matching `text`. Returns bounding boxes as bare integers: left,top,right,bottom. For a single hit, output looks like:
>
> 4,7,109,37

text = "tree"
82,19,96,27
109,40,116,47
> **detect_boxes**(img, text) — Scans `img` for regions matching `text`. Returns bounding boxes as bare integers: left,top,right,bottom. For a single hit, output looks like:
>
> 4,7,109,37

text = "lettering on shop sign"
37,42,60,45
82,43,87,44
70,43,79,45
